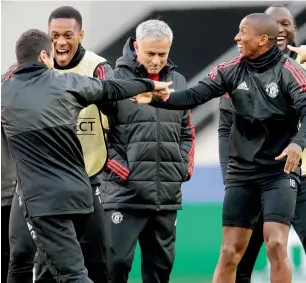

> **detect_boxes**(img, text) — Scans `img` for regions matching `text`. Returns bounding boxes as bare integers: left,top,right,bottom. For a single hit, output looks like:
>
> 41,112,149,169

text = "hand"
153,81,173,91
287,45,306,64
151,88,171,101
275,143,302,174
131,92,153,104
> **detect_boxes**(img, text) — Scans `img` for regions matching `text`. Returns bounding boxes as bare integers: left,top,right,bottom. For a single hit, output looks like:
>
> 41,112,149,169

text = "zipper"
156,106,161,210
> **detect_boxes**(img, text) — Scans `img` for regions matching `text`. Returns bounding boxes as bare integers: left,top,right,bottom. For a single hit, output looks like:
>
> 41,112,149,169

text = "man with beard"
100,19,195,283
5,6,114,283
133,13,306,283
218,5,306,283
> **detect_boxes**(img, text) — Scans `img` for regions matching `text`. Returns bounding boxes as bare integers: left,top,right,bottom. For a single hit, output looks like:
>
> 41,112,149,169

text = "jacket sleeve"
93,63,116,115
180,110,195,181
64,73,154,106
218,108,233,183
93,62,115,80
105,148,130,181
283,59,306,149
150,64,231,110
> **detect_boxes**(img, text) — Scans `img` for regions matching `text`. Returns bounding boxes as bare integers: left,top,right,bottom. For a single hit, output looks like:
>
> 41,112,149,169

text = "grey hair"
136,19,173,44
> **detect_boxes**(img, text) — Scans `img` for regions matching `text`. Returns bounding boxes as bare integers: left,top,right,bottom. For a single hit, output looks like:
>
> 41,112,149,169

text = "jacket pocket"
106,158,130,181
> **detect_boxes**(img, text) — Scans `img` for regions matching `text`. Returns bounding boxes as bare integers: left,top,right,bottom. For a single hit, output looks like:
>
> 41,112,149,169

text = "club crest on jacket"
265,82,279,98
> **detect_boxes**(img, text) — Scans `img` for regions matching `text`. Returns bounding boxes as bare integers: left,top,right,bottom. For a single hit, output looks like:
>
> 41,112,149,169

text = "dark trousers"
35,185,107,283
235,177,306,283
27,214,93,283
8,186,107,283
105,210,177,283
7,193,37,283
2,205,11,283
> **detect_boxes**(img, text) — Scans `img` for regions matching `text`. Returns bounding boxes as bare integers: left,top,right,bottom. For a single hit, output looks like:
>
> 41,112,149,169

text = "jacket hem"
102,203,182,210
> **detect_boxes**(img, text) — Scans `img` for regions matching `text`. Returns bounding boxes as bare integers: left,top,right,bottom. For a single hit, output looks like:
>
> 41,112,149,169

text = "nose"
234,32,240,42
151,55,161,65
56,35,67,46
278,23,285,33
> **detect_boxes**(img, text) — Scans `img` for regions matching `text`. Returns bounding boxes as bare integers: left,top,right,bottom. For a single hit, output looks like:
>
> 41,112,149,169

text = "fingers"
287,45,297,52
284,152,301,174
275,151,286,161
153,81,173,90
131,94,152,104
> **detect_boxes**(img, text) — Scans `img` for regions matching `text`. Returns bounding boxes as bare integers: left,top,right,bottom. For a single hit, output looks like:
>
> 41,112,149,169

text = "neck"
244,44,283,73
249,46,272,59
54,44,85,70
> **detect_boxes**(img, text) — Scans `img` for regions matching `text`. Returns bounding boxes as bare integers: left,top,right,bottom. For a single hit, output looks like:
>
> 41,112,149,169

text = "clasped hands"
131,81,173,104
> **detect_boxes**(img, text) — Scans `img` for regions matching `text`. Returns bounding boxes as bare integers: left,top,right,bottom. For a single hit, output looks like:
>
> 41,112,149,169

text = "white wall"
1,0,280,71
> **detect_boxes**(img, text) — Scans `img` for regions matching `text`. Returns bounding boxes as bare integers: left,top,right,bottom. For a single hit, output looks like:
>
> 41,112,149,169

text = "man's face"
48,18,84,67
133,36,171,74
265,7,296,53
234,18,266,59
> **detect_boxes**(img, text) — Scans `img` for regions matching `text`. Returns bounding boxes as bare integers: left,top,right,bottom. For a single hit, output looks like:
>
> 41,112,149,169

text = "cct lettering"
77,118,96,135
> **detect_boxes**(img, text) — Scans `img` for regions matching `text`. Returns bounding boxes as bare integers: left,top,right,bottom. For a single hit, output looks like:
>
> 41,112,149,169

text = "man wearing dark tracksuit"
100,20,195,283
1,126,17,282
5,6,115,283
2,28,165,283
218,5,306,283
1,65,38,283
137,13,306,283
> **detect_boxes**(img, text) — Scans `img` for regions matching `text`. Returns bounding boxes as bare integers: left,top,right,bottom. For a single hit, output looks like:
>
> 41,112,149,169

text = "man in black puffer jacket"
100,19,195,283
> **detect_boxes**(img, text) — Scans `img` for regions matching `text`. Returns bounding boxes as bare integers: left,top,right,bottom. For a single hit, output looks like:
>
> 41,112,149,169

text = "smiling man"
217,5,306,283
134,13,306,283
100,19,195,283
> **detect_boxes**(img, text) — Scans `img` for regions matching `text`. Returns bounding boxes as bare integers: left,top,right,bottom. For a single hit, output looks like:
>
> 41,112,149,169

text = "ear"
38,50,49,65
78,29,84,43
293,25,297,36
133,41,139,55
259,35,269,47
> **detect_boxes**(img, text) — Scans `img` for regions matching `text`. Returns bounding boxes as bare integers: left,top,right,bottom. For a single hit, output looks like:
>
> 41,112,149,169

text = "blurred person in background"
133,13,306,283
5,6,115,283
100,19,195,283
218,4,306,283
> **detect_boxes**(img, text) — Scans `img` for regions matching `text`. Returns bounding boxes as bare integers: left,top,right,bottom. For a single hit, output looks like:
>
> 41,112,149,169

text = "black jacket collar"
54,44,86,70
14,61,49,81
243,44,283,73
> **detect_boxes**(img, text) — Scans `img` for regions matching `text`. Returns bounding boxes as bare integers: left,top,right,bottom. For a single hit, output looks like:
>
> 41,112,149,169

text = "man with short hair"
101,19,195,283
6,6,115,283
1,28,169,283
218,5,306,283
134,13,306,283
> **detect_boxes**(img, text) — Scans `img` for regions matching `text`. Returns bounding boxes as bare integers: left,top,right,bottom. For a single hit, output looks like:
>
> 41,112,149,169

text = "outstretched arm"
133,59,237,110
64,72,171,106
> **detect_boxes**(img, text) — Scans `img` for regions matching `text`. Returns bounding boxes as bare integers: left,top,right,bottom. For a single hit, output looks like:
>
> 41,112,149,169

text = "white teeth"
277,37,285,40
57,49,68,53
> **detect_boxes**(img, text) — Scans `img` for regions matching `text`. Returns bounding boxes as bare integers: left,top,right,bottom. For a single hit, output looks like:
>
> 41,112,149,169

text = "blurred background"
2,1,306,282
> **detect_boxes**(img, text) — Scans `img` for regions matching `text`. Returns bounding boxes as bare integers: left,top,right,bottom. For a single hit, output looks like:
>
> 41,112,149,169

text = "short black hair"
48,6,82,29
15,29,53,64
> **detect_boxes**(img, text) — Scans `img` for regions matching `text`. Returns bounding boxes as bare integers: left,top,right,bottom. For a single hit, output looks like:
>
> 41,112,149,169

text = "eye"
65,34,72,39
52,34,59,39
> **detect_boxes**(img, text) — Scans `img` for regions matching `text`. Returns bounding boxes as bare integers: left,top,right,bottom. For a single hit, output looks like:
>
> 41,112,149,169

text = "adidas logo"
237,81,249,91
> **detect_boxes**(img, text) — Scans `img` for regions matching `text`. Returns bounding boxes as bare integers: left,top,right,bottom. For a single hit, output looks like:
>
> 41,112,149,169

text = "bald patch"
244,13,279,39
